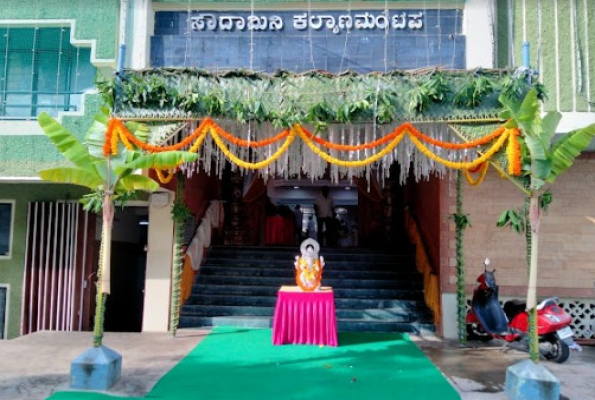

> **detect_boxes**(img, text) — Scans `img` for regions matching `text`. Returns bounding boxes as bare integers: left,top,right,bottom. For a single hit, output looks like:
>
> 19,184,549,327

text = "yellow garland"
189,129,208,153
209,126,296,170
408,129,510,170
297,125,406,167
464,162,489,186
155,168,175,183
116,126,134,151
110,125,120,155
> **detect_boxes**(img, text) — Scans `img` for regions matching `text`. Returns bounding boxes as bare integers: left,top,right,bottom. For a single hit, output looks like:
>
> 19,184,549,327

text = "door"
21,202,95,335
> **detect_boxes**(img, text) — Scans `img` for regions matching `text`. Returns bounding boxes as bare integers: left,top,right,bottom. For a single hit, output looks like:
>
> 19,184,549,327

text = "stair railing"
180,200,225,305
403,209,441,327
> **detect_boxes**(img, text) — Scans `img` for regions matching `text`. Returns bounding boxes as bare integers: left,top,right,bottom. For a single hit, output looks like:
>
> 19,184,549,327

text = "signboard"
152,9,465,72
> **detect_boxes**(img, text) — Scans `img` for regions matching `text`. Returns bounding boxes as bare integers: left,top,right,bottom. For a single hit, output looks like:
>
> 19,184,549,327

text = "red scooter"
466,259,582,363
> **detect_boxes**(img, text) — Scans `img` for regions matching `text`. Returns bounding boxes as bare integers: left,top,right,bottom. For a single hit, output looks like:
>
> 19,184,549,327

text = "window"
0,27,96,119
0,201,14,258
0,285,7,339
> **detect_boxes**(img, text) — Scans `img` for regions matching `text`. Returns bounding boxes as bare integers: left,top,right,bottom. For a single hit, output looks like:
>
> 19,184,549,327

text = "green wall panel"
153,0,465,3
588,1,595,111
0,184,87,339
496,0,510,68
540,0,558,112
0,94,103,178
575,2,588,112
0,0,119,61
556,0,574,112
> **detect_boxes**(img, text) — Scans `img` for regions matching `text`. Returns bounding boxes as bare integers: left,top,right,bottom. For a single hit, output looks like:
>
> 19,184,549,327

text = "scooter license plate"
557,326,574,339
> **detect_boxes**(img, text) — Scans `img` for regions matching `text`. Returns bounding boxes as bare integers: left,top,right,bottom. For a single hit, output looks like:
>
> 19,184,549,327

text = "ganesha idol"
294,238,325,291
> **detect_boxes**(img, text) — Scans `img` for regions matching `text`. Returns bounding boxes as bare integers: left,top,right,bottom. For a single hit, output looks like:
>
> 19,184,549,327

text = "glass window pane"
0,202,13,257
0,286,6,340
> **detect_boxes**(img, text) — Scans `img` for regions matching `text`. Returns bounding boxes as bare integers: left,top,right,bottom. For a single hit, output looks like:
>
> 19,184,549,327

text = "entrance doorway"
101,206,148,332
266,180,358,248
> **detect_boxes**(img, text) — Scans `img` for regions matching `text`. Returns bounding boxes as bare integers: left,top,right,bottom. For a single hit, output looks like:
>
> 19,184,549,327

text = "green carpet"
47,327,460,400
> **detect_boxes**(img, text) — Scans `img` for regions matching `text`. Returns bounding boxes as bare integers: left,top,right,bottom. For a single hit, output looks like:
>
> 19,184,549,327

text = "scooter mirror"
484,258,491,267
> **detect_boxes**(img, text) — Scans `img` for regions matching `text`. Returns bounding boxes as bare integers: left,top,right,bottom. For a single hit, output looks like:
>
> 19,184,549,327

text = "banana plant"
498,89,595,362
38,110,198,347
450,170,472,344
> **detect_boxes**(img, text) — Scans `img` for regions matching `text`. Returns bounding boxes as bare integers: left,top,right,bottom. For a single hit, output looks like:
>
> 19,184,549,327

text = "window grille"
0,27,96,119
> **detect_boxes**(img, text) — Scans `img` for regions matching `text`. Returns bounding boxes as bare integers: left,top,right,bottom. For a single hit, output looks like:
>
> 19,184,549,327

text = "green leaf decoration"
549,123,595,182
39,167,103,190
496,209,525,234
38,113,95,170
539,191,553,211
105,68,529,124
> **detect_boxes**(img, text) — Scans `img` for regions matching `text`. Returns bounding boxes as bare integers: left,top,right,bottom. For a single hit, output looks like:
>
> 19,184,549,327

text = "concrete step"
180,244,434,334
188,284,424,300
195,275,422,290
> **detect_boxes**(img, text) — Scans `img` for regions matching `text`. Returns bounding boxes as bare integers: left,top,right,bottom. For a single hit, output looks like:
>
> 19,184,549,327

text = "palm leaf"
39,167,103,190
118,175,160,192
117,151,198,174
548,123,595,182
38,112,95,170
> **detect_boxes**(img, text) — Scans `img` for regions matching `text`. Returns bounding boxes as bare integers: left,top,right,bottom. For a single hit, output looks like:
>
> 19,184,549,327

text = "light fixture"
345,186,351,190
293,186,300,189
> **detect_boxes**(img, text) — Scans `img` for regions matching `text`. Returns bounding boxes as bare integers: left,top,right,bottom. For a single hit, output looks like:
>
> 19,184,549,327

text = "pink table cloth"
272,286,338,347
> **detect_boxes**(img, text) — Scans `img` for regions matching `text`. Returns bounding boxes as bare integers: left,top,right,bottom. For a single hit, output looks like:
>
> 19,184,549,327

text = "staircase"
179,246,435,335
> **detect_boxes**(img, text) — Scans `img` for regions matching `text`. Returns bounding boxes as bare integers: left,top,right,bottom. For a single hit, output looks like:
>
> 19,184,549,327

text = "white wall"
142,191,174,332
464,0,495,69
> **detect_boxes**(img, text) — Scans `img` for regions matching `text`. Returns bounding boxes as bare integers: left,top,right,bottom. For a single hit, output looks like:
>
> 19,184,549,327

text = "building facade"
1,0,594,341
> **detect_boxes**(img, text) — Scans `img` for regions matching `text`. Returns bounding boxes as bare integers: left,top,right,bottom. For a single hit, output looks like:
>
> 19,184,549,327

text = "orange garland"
506,128,522,176
212,123,290,147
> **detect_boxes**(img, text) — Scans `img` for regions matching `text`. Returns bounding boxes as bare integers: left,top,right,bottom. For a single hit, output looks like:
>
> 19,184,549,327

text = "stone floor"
0,329,593,400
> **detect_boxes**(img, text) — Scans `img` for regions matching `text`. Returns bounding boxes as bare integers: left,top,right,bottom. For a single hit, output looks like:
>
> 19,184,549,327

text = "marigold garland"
212,124,290,147
155,168,175,184
409,126,506,150
103,117,522,177
506,128,522,176
297,125,406,167
464,162,489,186
209,126,296,170
408,128,511,170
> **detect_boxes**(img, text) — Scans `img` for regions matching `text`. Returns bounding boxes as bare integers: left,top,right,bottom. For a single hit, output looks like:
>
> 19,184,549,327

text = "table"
272,286,338,347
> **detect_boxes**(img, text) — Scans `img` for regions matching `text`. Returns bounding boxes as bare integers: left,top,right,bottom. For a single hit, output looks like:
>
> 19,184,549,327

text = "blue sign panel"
151,10,465,73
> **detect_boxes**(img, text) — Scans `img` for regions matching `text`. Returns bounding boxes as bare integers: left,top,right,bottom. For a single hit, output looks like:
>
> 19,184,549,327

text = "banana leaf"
118,175,160,192
117,151,198,174
39,167,103,190
548,124,595,183
38,113,95,170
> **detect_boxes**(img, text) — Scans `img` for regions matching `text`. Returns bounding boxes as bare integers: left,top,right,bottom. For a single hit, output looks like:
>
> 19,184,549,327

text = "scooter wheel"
541,336,570,364
466,324,493,342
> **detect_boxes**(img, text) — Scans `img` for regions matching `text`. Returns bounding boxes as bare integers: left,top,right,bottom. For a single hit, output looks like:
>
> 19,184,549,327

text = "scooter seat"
473,292,509,334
